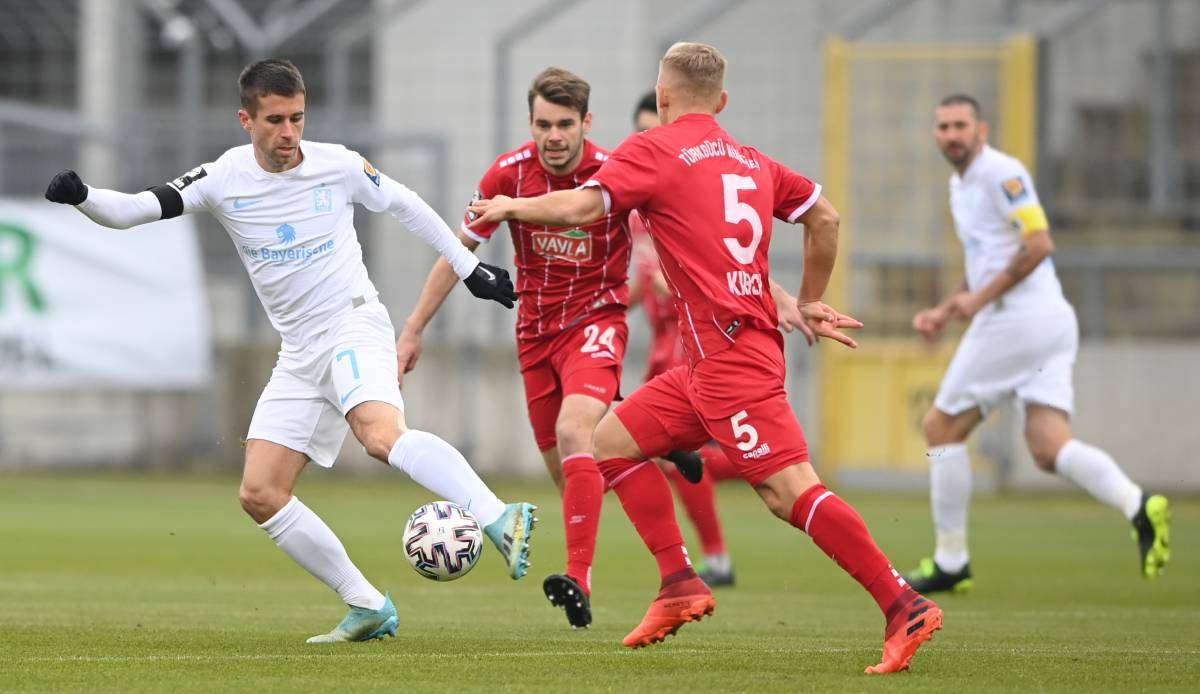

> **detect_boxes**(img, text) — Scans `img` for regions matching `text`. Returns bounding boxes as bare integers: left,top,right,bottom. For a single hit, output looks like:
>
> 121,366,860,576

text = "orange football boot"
622,576,716,648
865,592,943,674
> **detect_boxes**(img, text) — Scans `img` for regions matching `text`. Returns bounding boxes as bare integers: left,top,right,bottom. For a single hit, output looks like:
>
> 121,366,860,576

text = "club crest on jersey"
1001,176,1027,203
532,228,592,262
362,158,380,187
313,185,333,213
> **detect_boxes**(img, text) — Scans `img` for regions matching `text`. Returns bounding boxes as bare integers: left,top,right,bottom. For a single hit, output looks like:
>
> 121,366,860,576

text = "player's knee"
763,494,794,522
361,428,400,463
238,481,287,522
1025,431,1061,472
349,417,402,462
921,409,943,444
555,419,593,456
592,439,619,463
592,415,631,462
922,408,960,446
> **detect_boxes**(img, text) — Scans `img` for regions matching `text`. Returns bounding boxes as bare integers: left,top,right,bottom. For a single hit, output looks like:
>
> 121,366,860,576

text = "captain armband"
1009,204,1048,235
150,165,208,220
148,184,185,219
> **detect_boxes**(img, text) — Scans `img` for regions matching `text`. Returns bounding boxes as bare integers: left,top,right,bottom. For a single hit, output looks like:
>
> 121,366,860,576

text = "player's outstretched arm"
913,278,966,341
380,177,518,312
45,170,164,230
793,196,863,348
798,301,863,348
468,188,605,229
949,228,1055,319
795,195,839,303
769,279,804,333
397,233,484,385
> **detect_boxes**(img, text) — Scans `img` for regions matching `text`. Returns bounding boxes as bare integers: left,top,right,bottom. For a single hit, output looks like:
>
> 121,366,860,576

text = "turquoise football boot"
306,593,398,644
484,502,538,580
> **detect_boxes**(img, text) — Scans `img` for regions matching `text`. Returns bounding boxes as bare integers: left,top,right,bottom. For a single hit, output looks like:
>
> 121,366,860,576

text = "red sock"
790,484,909,617
561,453,603,594
700,444,739,482
666,465,726,556
598,457,694,587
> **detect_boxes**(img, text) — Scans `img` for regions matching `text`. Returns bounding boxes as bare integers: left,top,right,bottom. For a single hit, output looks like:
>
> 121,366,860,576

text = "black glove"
463,261,518,309
663,449,705,484
45,169,88,205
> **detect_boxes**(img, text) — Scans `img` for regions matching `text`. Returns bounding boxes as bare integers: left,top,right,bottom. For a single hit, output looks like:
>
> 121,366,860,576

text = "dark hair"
527,67,590,118
633,90,657,124
939,93,982,120
239,59,306,114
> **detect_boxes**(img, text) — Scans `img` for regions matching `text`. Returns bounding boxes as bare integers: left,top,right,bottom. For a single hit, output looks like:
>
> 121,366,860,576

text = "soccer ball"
402,501,484,581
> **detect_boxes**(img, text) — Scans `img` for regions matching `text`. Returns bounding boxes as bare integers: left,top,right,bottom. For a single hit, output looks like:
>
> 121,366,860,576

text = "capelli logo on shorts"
741,442,772,460
582,383,606,394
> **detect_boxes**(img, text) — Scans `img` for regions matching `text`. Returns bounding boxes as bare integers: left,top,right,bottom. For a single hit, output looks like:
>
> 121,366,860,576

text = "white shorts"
246,300,404,467
934,305,1078,417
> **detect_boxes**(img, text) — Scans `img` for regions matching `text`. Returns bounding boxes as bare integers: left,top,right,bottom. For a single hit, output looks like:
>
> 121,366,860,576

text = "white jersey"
169,141,477,350
949,145,1068,318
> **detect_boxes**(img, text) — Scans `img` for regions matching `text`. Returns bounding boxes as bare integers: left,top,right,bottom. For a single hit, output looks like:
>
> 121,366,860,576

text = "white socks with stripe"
928,443,971,573
259,496,386,610
387,429,506,527
1054,439,1143,520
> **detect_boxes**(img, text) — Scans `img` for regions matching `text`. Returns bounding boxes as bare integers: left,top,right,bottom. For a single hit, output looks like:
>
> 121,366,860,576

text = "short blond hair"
660,42,726,102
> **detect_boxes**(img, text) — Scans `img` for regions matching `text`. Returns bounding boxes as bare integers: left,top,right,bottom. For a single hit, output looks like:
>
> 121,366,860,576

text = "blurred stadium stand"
0,0,1196,490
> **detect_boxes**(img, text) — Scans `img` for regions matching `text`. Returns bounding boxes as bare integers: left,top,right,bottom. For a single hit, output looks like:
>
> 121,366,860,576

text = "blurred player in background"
470,42,942,675
43,58,537,643
904,94,1171,593
400,68,682,629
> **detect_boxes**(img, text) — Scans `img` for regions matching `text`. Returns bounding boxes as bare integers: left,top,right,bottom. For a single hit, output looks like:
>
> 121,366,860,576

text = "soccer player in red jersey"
628,90,802,587
470,44,943,674
397,68,629,629
630,203,739,587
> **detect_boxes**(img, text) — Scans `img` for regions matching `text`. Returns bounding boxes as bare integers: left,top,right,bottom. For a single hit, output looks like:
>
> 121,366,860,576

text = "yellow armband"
1009,204,1048,235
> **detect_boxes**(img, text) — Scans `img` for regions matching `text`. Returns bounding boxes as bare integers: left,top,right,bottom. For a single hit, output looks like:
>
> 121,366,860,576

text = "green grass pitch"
0,473,1196,692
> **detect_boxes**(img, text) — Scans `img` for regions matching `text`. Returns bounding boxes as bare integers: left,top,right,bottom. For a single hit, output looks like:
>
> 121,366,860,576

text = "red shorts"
519,308,628,451
614,327,809,486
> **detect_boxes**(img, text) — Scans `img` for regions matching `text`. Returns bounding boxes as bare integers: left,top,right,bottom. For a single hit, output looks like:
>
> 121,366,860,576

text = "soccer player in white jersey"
43,59,537,642
904,94,1171,593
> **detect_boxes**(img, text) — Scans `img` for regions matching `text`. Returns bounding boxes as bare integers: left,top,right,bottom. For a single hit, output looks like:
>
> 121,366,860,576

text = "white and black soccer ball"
402,501,484,582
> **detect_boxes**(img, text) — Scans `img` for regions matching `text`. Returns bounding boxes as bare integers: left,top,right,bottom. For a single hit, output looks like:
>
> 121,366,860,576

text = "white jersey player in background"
904,94,1171,594
43,59,537,642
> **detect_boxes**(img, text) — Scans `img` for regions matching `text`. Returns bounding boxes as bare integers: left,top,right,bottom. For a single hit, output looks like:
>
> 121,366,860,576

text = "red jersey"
630,211,684,378
630,211,677,334
463,139,631,342
587,113,820,363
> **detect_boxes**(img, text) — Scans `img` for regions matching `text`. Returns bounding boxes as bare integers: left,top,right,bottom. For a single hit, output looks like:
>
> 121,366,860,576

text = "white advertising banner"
0,200,211,389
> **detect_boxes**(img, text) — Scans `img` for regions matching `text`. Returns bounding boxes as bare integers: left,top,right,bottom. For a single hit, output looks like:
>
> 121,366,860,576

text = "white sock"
259,496,386,610
1054,439,1143,520
387,430,507,526
929,443,971,573
705,553,732,575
